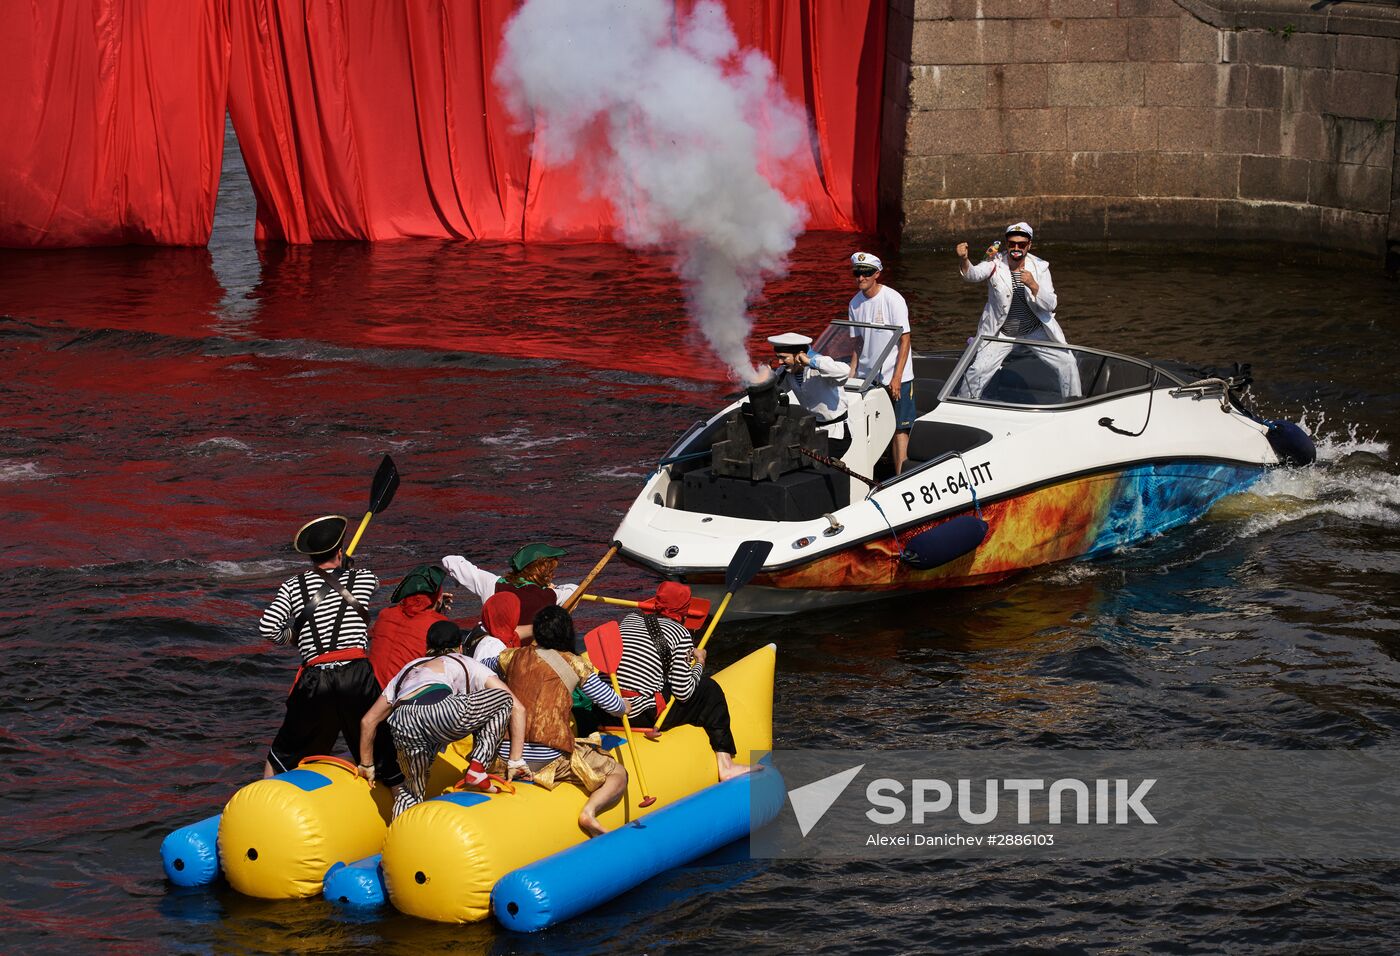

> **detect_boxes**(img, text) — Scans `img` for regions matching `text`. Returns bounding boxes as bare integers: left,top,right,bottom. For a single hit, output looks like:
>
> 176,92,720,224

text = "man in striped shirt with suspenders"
612,582,751,782
257,515,403,787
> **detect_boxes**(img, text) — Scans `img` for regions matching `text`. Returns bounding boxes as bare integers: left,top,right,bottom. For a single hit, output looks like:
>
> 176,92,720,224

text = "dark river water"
3,126,1399,954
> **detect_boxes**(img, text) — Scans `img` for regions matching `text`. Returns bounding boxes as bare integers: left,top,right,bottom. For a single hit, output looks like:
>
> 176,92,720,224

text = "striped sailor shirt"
1002,268,1041,338
259,567,379,664
614,611,703,717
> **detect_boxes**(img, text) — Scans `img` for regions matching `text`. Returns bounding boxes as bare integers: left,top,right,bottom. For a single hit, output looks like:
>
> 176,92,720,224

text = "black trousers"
268,658,404,787
629,675,737,757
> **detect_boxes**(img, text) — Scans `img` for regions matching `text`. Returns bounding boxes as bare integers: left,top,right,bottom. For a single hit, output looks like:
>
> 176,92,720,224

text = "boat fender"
1265,420,1316,466
160,814,222,887
491,763,786,932
324,854,387,907
901,515,989,570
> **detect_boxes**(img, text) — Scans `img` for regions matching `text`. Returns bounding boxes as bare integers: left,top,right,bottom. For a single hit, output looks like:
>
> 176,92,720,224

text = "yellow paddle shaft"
577,594,640,608
344,510,373,557
606,672,653,800
652,590,734,733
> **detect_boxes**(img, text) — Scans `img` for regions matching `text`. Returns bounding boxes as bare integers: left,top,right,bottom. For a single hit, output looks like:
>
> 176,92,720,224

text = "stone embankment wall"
879,0,1400,261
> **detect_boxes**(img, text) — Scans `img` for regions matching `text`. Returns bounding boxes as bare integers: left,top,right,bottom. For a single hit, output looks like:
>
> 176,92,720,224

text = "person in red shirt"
368,564,454,689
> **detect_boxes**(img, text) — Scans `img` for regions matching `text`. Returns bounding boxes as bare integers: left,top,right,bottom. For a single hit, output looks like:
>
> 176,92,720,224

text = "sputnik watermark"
865,776,1157,825
754,750,1400,860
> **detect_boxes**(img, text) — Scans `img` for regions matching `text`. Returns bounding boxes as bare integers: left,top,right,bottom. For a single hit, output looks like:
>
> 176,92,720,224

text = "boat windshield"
938,335,1179,409
811,320,901,393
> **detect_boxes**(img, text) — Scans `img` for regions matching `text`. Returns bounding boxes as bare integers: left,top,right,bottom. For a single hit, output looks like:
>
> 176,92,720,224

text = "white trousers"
960,327,1082,400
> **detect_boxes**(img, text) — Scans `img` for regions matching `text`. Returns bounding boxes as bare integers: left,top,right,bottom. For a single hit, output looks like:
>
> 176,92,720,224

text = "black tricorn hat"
293,515,349,555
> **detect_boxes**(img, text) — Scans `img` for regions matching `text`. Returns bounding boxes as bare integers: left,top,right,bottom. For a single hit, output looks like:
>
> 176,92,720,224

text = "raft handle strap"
297,755,365,781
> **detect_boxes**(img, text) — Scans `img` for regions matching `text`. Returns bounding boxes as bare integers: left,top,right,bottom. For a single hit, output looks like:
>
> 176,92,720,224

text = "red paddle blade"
583,620,624,674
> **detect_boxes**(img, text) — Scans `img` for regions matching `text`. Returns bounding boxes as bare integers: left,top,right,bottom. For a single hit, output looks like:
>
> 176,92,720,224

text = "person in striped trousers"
360,620,523,817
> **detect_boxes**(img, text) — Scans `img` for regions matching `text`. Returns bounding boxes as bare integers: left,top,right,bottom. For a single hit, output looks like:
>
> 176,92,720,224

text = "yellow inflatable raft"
216,643,775,911
382,642,775,922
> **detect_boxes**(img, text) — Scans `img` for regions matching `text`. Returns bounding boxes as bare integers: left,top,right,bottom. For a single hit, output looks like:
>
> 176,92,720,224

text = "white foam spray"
0,461,52,482
497,0,809,381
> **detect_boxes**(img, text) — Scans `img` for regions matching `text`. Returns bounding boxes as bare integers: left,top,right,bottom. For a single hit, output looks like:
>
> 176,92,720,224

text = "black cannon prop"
678,378,849,522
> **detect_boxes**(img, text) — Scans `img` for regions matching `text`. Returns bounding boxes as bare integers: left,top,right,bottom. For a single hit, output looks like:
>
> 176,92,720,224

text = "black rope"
1097,371,1157,438
797,446,877,488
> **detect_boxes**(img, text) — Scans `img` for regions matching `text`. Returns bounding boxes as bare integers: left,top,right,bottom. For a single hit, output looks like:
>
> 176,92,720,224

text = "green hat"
391,564,448,604
509,543,567,572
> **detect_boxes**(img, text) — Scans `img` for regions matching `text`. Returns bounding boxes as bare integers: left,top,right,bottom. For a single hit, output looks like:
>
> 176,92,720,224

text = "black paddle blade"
369,455,400,514
724,539,773,591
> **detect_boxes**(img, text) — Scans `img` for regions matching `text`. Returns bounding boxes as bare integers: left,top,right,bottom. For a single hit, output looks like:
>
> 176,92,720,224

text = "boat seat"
1082,355,1153,397
911,353,960,415
913,379,942,415
900,422,993,472
984,350,1062,404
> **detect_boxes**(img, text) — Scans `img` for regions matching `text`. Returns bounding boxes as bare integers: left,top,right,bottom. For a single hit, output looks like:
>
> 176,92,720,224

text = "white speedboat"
613,322,1315,617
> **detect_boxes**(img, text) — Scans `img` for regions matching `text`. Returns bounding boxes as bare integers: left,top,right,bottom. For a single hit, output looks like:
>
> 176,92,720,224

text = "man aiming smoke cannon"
765,331,852,461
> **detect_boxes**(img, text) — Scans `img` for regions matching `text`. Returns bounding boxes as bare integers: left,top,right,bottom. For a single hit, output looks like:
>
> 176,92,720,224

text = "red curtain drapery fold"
0,0,231,247
1,0,885,247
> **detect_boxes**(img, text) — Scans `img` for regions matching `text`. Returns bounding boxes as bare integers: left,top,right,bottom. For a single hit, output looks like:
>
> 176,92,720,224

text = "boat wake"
1041,422,1396,584
206,558,302,580
0,460,53,482
480,426,586,452
186,437,253,457
1224,421,1398,536
1302,412,1389,463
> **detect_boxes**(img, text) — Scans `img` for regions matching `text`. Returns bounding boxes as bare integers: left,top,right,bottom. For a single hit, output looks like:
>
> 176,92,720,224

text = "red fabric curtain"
225,0,545,242
225,0,885,243
698,0,886,232
0,0,230,247
1,0,884,247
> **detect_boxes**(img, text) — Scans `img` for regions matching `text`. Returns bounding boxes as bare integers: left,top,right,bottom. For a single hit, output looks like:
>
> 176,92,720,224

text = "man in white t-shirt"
847,251,915,473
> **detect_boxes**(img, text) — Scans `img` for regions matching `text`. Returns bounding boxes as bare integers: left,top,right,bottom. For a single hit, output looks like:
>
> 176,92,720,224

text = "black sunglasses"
852,268,878,277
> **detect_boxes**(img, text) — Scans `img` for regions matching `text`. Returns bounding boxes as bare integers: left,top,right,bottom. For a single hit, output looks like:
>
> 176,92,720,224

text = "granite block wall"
880,0,1400,259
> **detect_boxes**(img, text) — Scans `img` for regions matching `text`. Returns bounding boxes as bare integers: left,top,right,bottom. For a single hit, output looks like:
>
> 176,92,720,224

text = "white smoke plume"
497,0,810,381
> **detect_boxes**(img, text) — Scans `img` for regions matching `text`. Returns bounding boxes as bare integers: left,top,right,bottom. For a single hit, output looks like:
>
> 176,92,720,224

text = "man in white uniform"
956,222,1081,401
768,331,852,459
846,252,915,473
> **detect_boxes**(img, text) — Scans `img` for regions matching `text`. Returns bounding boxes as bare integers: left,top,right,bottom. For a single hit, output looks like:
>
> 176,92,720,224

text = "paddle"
344,455,401,557
576,593,641,609
647,539,772,738
560,542,620,613
583,621,657,808
579,591,715,616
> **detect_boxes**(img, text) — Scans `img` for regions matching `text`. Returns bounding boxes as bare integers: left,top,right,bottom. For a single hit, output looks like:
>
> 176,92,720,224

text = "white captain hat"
1005,221,1034,239
850,251,883,271
768,332,813,352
